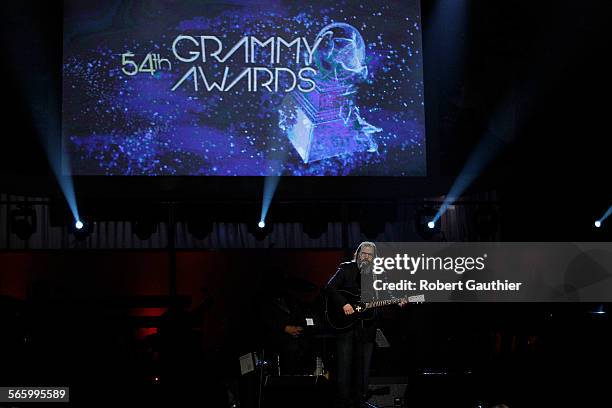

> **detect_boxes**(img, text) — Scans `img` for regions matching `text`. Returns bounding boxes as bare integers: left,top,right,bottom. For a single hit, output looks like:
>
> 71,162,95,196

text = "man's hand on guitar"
284,325,303,337
399,299,408,307
343,304,355,315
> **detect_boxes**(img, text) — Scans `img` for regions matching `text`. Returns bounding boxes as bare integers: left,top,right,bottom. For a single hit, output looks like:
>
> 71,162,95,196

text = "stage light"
357,204,394,240
595,220,601,228
301,205,332,239
10,205,37,240
360,218,386,240
590,304,606,315
70,219,93,240
303,220,328,239
133,219,158,240
248,219,273,241
416,207,440,240
187,218,213,240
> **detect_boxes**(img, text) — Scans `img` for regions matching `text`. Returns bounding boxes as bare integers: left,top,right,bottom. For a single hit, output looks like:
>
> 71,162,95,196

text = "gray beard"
359,261,373,274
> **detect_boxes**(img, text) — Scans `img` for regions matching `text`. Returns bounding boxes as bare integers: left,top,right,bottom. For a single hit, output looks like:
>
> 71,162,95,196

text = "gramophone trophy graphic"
279,23,381,164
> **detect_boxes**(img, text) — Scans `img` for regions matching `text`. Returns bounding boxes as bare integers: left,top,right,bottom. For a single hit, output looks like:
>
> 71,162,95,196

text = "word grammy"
171,35,326,93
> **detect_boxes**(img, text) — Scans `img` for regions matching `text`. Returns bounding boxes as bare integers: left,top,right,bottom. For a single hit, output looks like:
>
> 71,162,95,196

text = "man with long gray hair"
326,242,406,408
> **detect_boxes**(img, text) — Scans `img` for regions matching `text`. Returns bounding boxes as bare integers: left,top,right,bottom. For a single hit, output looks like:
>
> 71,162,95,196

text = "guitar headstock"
407,294,425,304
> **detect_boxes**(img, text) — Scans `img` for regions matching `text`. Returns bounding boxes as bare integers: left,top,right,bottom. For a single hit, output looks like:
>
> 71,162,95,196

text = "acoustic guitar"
325,289,424,330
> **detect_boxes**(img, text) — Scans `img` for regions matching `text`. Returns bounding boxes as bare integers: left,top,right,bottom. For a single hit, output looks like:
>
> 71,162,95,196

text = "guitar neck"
364,294,425,309
365,298,400,309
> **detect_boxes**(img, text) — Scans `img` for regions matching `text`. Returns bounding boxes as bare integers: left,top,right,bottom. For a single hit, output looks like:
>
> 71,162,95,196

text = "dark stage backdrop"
0,250,344,347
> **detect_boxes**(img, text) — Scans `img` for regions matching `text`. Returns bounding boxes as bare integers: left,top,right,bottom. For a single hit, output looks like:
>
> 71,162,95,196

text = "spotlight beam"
32,95,80,223
7,40,81,227
259,142,287,227
601,205,612,222
432,121,510,225
432,1,589,228
595,205,612,228
260,175,280,227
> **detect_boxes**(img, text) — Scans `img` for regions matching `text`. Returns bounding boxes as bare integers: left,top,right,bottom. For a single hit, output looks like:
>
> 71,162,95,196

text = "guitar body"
325,289,424,330
325,289,376,330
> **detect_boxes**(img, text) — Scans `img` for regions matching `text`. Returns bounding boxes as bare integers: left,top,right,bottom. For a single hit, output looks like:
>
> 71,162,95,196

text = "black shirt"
325,260,378,341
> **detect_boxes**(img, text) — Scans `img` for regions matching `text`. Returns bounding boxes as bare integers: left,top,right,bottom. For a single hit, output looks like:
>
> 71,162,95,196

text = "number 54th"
121,52,172,76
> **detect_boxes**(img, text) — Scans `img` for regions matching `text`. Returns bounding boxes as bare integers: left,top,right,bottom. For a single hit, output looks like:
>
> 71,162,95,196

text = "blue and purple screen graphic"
63,0,426,176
